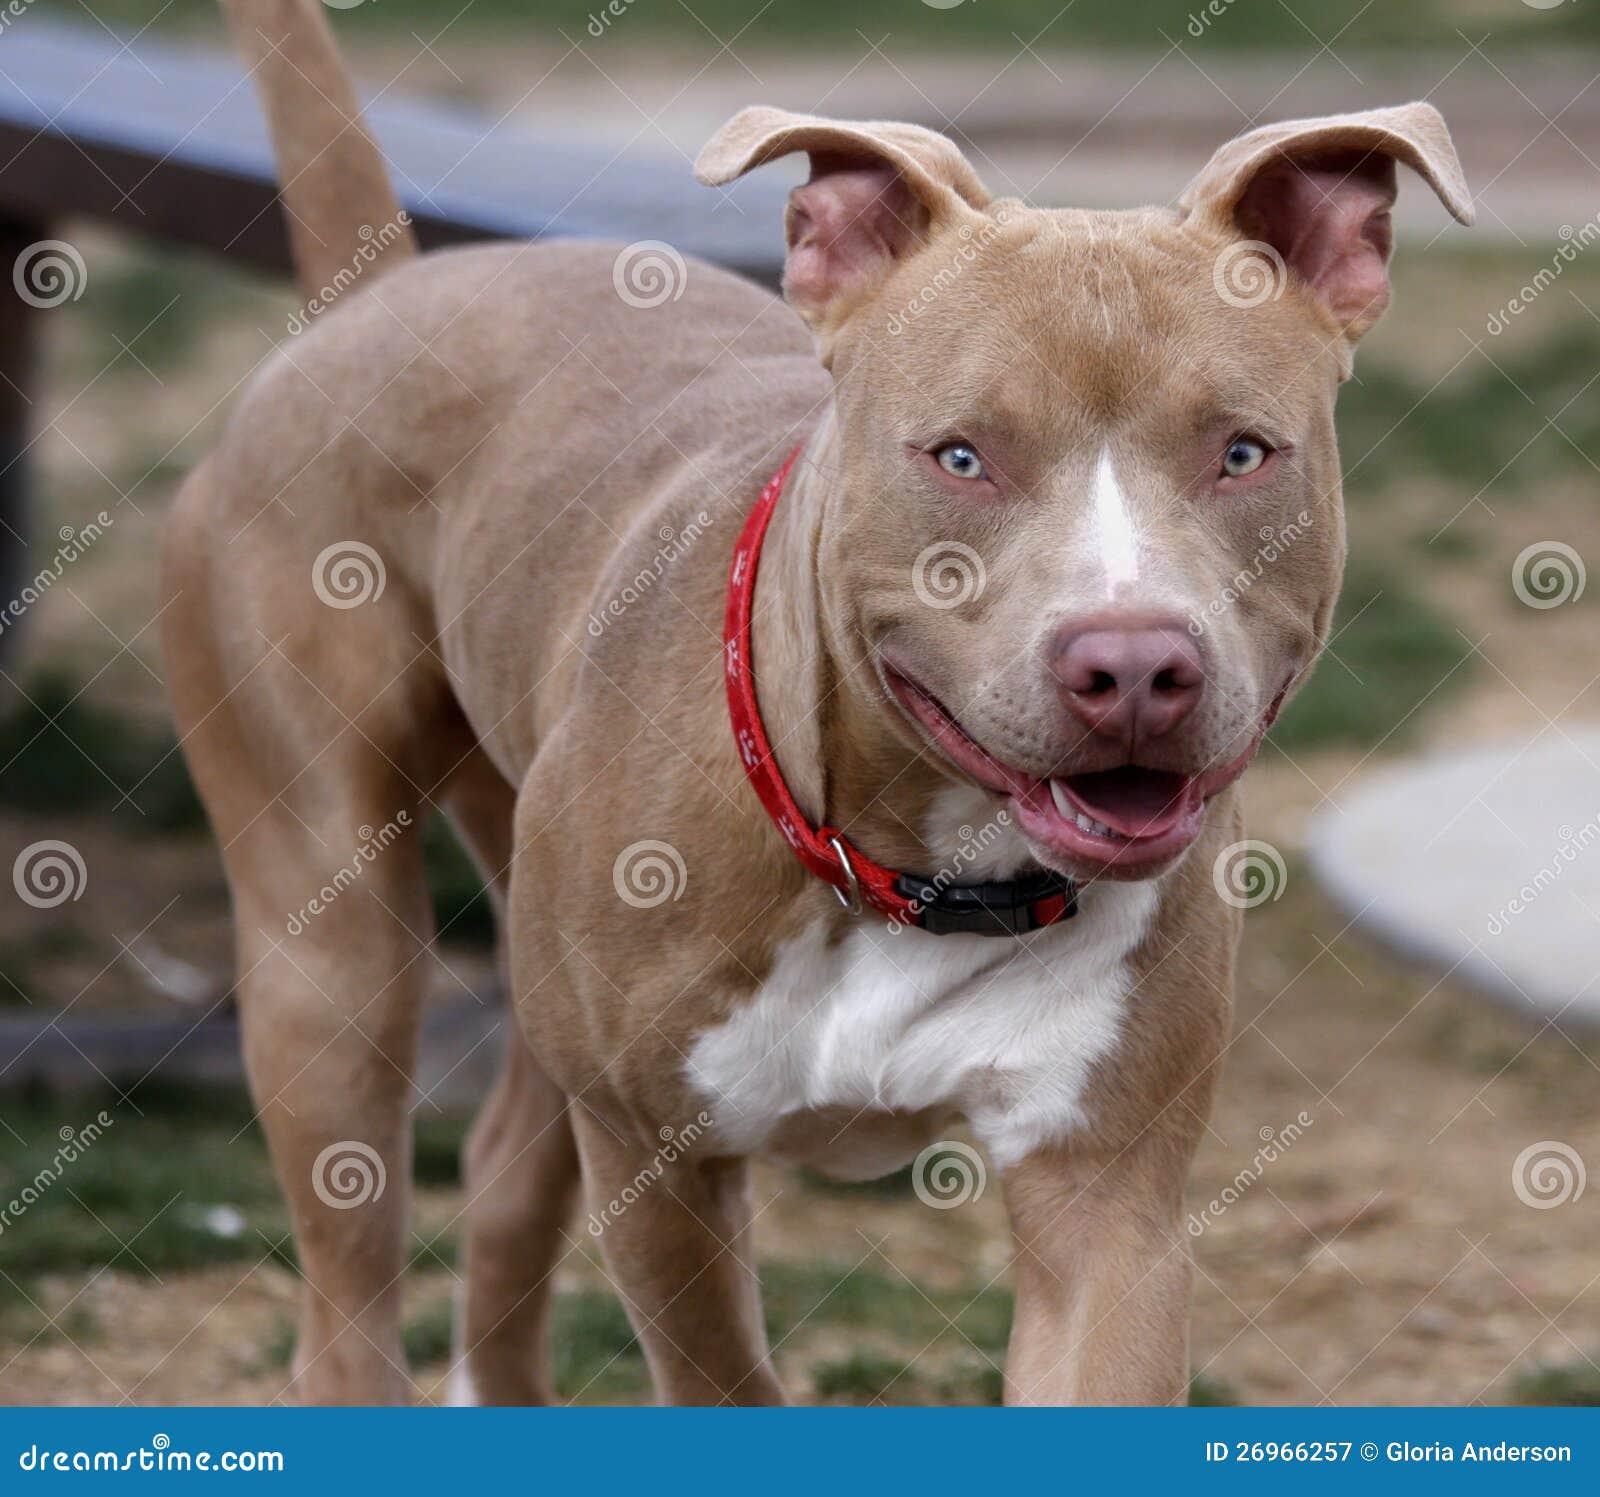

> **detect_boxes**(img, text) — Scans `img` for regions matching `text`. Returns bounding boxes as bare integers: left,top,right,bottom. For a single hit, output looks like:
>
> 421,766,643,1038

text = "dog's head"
699,105,1470,882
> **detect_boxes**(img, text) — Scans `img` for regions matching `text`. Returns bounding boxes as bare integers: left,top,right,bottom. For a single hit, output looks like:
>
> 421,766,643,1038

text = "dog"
163,0,1471,1404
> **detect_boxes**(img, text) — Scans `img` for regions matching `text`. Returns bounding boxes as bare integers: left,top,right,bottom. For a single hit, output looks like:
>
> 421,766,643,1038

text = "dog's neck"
748,418,967,877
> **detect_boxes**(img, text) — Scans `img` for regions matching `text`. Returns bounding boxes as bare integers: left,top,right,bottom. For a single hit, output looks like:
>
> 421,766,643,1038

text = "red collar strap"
723,448,1077,938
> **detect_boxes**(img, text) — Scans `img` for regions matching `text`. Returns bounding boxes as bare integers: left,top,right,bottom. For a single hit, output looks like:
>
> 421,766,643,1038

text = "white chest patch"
1092,446,1140,599
684,861,1159,1169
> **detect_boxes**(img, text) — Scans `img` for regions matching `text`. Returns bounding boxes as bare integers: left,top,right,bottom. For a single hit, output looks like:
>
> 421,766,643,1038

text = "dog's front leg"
1001,1142,1196,1406
571,1108,787,1406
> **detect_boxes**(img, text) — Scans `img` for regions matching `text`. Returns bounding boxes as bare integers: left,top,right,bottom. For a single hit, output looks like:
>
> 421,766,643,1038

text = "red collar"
723,448,1076,937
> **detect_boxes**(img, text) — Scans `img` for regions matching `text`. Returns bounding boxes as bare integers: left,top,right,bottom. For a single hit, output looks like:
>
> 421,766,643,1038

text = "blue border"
0,1408,1592,1492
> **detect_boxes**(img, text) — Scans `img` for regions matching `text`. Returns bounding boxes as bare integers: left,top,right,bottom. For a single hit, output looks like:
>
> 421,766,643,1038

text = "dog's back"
173,1,820,779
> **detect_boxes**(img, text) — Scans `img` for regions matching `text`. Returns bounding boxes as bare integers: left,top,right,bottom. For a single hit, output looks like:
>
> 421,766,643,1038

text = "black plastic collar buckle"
893,869,1078,938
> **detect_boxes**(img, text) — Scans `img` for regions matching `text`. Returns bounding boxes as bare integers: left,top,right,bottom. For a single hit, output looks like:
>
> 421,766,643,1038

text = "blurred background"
0,0,1596,1405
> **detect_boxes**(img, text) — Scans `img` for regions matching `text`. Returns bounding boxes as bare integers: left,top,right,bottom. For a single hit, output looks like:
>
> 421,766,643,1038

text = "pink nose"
1051,621,1205,745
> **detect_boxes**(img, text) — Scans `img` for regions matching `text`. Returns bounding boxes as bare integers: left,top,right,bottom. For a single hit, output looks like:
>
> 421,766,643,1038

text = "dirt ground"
1,41,1597,1405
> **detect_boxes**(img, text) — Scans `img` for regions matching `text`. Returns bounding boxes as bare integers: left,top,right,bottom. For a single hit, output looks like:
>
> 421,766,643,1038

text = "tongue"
1059,766,1192,839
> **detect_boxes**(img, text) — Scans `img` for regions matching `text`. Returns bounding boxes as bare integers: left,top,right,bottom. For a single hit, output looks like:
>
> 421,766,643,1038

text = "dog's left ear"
697,106,992,342
1180,102,1473,345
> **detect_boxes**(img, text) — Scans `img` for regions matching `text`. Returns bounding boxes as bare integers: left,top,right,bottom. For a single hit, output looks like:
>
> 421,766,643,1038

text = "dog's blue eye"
935,443,986,480
1222,438,1268,478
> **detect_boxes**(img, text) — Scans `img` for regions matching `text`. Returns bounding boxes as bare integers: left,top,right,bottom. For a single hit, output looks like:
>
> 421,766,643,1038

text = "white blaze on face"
1092,446,1140,598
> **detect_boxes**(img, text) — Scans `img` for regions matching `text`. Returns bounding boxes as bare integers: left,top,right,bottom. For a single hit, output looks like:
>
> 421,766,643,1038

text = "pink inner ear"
1235,152,1399,331
782,156,929,314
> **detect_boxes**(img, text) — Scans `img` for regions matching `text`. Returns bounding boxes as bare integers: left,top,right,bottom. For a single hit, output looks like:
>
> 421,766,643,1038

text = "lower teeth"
1049,779,1121,839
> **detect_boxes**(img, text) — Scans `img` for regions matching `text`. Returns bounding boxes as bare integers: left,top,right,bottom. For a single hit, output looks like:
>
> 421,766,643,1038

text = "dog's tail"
221,0,418,302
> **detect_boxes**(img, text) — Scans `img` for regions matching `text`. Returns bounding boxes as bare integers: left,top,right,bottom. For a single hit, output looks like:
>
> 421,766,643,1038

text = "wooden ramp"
0,20,788,281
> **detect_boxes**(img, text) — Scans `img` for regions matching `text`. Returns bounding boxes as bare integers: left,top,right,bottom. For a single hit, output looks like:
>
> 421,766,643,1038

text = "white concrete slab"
1309,728,1600,1030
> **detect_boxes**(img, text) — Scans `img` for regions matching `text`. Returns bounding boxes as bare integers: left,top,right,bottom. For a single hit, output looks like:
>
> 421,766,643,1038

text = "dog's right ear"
696,107,991,339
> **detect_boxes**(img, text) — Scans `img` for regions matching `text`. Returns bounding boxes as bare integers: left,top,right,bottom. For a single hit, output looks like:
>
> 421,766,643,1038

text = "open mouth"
1048,765,1196,841
883,663,1279,877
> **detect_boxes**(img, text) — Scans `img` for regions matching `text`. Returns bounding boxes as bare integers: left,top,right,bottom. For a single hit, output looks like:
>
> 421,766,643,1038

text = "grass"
0,1082,280,1298
1409,522,1482,562
84,250,274,378
761,1260,1013,1352
0,925,107,1009
550,1287,648,1399
0,665,495,950
414,1114,471,1187
255,1291,640,1391
1511,1355,1600,1407
255,1317,297,1375
37,0,1600,52
1189,1370,1240,1406
0,671,207,834
258,1285,641,1400
1268,557,1473,755
0,1078,1254,1403
345,1263,1015,1402
812,1351,918,1402
422,817,496,949
1338,329,1600,499
373,1285,1241,1407
0,1104,1021,1398
257,1300,460,1375
0,1080,469,1341
406,1266,1013,1404
402,1297,457,1367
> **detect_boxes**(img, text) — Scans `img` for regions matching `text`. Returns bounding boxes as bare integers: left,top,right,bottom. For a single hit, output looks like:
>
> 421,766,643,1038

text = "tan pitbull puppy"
164,0,1470,1405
